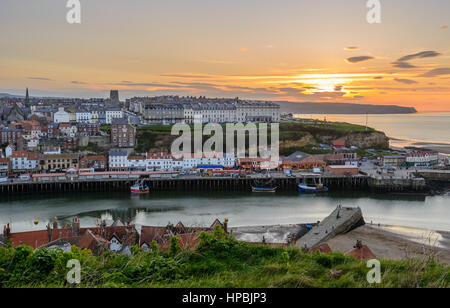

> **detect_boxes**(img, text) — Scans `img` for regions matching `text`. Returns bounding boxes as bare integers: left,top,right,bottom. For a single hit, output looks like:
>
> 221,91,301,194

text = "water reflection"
0,191,448,232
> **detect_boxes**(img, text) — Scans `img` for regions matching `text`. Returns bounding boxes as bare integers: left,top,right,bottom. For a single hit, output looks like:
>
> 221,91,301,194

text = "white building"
128,156,147,171
146,153,176,171
5,145,14,158
54,107,71,123
406,151,439,167
76,110,92,123
109,151,129,170
106,108,124,124
9,151,40,172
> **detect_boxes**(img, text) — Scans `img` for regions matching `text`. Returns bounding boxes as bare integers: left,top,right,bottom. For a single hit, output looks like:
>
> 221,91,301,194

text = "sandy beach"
390,138,450,155
231,223,450,264
326,225,450,264
409,142,450,155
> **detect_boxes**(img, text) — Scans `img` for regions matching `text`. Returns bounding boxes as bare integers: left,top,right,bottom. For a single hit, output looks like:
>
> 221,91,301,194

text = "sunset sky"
1,0,449,110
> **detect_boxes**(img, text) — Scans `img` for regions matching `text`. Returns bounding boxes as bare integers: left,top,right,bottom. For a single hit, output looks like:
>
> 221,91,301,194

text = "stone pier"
296,207,365,251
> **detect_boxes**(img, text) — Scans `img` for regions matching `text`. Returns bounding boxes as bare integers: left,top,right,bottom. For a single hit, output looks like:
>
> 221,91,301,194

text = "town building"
75,109,92,123
109,151,128,171
127,156,147,171
380,155,406,167
62,137,78,152
405,151,439,167
41,153,79,172
53,107,71,123
9,151,40,172
79,155,107,171
76,123,99,136
0,128,23,146
105,108,124,124
111,118,136,148
0,157,9,175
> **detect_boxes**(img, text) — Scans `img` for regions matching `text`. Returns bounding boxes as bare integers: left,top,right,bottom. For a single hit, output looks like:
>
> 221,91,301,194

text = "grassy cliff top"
0,228,448,288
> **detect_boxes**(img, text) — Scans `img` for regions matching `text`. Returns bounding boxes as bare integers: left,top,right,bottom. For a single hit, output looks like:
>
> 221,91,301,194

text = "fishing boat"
251,186,277,193
130,180,150,194
251,174,277,193
298,183,328,193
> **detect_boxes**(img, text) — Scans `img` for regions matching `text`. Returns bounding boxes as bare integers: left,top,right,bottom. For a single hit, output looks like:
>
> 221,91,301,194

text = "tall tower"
25,88,30,108
110,90,119,103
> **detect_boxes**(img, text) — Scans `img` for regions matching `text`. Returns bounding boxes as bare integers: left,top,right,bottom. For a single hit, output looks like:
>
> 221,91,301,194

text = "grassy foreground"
0,228,448,288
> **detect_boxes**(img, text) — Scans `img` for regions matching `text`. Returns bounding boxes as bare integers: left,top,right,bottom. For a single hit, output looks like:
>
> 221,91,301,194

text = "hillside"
0,228,448,288
132,122,389,155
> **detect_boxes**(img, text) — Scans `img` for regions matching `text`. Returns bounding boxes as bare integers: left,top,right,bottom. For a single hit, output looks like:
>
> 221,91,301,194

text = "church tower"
24,88,30,108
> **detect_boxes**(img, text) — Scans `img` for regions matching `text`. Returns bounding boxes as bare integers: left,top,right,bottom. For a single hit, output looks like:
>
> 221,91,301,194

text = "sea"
294,111,450,150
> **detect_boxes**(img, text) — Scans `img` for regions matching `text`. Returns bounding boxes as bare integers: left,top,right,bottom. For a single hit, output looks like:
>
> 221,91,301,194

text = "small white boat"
251,186,277,193
298,183,328,193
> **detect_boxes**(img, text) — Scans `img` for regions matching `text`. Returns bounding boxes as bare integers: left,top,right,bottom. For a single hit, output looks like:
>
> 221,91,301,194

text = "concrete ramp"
296,207,364,251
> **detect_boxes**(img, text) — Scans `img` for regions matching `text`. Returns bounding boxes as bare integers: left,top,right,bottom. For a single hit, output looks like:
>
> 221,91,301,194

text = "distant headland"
278,102,417,114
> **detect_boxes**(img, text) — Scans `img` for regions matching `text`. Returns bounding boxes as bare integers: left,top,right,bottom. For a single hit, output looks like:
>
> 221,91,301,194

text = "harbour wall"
0,174,427,195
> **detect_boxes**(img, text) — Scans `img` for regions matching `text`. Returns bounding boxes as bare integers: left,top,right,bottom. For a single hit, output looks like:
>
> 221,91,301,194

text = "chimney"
72,217,80,235
46,224,52,243
53,219,59,229
5,223,11,238
224,218,228,234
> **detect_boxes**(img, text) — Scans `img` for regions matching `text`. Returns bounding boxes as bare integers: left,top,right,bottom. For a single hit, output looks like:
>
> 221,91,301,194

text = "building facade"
111,118,136,148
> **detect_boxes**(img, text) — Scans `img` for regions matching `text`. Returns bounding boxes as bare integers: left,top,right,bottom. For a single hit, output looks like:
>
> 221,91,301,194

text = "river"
1,191,449,233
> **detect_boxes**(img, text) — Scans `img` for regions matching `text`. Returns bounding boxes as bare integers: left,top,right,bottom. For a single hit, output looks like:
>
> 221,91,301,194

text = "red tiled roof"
78,230,109,253
80,155,106,162
311,243,332,254
324,154,345,161
128,156,146,160
406,151,438,157
140,226,167,246
333,140,346,146
346,245,376,260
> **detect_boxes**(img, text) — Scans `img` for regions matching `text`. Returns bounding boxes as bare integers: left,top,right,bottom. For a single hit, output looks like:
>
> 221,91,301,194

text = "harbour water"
1,191,449,233
295,111,450,149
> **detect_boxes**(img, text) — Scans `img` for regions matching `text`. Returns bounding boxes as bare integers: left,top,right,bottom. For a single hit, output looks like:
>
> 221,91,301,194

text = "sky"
0,0,449,111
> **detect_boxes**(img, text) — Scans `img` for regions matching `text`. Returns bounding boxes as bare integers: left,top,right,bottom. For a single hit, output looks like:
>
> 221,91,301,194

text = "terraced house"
111,118,136,148
40,153,79,172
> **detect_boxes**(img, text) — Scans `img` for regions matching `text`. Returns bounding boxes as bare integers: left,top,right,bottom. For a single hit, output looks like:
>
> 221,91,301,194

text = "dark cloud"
345,56,374,63
28,77,52,81
392,51,442,69
419,68,450,77
161,74,213,79
440,25,448,30
71,81,86,84
334,85,343,92
344,47,359,50
111,81,184,88
394,78,418,85
398,51,441,62
391,61,417,69
373,76,384,80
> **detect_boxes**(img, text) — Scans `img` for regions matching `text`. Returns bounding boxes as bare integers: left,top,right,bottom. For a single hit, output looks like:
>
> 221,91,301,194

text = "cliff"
279,102,417,114
344,131,390,149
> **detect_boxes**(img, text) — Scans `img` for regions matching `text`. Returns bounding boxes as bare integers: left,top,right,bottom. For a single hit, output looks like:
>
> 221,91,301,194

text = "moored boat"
130,180,150,194
251,186,277,193
298,183,328,193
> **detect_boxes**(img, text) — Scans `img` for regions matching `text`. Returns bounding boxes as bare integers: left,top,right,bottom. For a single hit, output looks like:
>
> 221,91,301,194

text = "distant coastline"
279,101,417,114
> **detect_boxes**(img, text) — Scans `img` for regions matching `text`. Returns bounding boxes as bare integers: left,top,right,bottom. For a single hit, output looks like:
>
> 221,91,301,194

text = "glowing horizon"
1,0,449,111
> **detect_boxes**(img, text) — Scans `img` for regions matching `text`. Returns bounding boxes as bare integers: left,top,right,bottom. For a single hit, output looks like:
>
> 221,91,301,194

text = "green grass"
133,122,385,154
0,228,448,288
